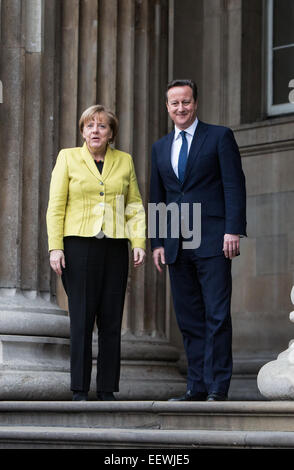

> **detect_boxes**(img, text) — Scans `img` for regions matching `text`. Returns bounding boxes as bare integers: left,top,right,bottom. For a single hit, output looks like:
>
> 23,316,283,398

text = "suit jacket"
47,143,146,251
149,120,247,263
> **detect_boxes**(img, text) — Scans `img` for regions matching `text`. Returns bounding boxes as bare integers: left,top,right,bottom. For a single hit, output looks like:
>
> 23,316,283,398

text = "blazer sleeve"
217,128,247,236
124,156,146,250
46,150,69,251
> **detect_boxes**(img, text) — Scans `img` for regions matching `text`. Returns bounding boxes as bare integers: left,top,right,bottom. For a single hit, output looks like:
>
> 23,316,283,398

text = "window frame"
266,0,294,116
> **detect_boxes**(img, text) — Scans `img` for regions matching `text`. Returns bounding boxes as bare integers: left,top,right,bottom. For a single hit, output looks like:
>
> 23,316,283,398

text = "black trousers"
62,236,129,393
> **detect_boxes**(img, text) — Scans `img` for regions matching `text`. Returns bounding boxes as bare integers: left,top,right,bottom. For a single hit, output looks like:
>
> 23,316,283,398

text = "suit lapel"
163,130,180,184
183,120,208,184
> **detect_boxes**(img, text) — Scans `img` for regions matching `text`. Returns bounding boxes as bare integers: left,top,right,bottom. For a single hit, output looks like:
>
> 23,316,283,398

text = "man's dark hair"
166,79,198,102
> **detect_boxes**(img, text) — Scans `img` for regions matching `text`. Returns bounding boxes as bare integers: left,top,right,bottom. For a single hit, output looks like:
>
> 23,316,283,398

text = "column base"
0,289,71,400
0,369,71,400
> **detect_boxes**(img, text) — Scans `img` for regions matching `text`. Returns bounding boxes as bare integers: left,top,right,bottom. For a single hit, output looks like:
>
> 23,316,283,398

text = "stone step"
0,426,294,449
1,401,294,433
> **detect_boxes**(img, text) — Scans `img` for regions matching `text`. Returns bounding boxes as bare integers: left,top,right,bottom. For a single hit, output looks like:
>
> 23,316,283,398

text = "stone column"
0,0,70,400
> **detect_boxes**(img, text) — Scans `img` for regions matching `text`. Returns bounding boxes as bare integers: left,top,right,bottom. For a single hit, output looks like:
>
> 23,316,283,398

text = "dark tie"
178,130,188,183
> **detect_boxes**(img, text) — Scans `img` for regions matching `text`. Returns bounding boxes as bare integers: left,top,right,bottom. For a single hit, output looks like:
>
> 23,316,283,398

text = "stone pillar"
0,0,70,400
199,0,243,126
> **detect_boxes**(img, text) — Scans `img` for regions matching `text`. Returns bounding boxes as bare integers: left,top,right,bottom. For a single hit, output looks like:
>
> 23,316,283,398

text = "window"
267,0,294,115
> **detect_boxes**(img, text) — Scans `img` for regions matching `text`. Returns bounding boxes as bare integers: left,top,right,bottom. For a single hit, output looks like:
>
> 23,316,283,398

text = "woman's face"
82,112,113,155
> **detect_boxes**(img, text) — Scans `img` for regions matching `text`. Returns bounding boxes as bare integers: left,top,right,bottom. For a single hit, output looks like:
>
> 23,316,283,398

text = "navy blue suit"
150,120,246,395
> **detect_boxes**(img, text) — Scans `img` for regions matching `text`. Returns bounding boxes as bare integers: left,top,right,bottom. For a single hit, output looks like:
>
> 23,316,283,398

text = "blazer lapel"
183,120,208,183
101,146,115,181
81,142,103,181
81,142,115,181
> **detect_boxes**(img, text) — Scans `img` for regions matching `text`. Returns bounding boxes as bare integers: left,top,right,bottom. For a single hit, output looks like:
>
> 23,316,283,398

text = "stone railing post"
257,286,294,399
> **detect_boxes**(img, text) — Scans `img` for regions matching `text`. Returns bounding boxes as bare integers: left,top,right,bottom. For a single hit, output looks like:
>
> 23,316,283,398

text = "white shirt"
171,118,198,178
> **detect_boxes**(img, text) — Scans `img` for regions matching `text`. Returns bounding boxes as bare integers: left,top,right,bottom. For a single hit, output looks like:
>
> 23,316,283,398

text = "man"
149,79,246,401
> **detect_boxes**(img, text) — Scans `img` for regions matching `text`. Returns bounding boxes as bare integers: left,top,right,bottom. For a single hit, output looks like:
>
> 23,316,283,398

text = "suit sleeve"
46,150,69,251
217,128,247,236
149,144,166,250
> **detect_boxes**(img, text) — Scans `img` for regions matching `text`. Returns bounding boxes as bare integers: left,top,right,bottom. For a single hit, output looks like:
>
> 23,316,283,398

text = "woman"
47,104,146,401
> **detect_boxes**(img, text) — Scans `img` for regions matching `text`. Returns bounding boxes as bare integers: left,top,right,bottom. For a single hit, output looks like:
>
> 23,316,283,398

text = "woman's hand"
133,248,146,267
50,249,66,276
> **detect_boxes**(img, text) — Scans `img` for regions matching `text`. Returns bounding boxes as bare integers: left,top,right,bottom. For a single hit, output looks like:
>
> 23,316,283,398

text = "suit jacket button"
100,192,104,196
100,181,104,185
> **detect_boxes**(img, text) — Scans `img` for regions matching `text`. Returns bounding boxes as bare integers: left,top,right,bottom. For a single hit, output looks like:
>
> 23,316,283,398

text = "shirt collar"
174,118,198,140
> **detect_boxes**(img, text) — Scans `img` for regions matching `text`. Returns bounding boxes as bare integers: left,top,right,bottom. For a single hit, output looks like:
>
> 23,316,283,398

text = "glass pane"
273,0,294,47
273,47,294,104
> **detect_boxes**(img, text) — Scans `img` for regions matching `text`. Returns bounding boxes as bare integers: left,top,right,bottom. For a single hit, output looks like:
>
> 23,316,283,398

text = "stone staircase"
0,401,294,448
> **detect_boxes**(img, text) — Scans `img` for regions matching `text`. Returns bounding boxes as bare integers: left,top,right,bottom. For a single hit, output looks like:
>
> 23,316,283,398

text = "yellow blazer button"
100,192,104,196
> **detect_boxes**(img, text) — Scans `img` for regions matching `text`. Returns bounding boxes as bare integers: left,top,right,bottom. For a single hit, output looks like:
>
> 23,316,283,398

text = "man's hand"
223,234,240,259
50,249,66,276
152,247,165,273
133,248,146,267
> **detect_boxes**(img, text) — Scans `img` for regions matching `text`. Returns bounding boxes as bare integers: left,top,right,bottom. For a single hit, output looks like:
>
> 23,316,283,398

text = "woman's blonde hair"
79,104,119,143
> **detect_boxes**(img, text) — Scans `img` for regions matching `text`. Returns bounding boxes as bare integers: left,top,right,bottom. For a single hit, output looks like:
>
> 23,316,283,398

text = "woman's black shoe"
96,392,116,401
72,392,88,401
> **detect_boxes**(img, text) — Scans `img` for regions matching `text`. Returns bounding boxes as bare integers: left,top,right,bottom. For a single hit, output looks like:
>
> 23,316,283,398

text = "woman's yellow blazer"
46,143,146,251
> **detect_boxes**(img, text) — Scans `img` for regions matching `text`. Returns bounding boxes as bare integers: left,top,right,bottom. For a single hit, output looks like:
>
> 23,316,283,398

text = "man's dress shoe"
97,392,116,401
206,392,228,401
72,392,88,401
168,390,207,401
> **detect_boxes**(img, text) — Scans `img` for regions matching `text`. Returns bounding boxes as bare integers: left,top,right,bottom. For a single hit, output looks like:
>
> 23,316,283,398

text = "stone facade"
0,0,293,400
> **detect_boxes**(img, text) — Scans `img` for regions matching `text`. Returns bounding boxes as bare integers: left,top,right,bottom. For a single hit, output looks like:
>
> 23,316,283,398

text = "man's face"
166,86,198,130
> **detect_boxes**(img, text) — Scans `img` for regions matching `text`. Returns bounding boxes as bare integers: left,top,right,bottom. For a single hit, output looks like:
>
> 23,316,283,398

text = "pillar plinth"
0,289,70,400
120,334,185,400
